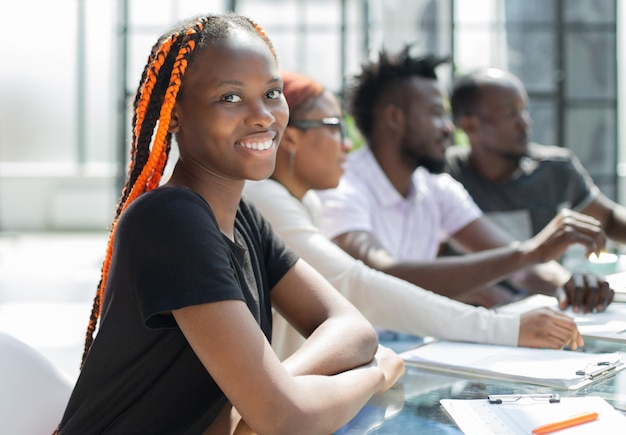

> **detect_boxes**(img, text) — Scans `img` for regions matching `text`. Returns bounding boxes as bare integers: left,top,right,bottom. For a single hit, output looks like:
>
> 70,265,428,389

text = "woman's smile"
237,132,277,152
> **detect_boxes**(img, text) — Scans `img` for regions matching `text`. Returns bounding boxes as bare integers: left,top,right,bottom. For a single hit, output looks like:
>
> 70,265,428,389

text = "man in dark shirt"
447,68,626,246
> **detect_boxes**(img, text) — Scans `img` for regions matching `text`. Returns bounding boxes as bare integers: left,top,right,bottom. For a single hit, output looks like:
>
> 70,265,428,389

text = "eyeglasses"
288,117,347,141
476,108,530,125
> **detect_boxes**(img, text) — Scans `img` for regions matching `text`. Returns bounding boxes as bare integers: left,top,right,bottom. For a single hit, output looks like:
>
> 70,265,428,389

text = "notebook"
400,341,625,390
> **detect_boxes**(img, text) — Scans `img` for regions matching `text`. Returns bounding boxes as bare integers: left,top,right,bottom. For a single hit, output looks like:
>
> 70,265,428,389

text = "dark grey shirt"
445,143,598,240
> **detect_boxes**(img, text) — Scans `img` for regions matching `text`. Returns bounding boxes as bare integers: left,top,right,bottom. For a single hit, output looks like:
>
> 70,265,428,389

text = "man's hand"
522,209,606,263
556,273,614,313
518,307,584,350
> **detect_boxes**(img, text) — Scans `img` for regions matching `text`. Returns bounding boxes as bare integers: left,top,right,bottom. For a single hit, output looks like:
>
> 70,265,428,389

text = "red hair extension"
281,70,325,116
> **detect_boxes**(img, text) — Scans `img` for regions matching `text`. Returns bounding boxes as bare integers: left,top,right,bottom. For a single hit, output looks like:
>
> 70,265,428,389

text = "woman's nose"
247,101,276,128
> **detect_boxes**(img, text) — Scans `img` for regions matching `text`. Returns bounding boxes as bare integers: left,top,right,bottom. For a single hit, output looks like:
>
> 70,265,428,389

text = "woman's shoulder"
126,186,210,215
120,186,217,234
243,178,288,200
245,179,316,226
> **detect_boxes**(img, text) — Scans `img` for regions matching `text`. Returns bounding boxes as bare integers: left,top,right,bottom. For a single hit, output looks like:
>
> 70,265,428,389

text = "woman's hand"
518,307,584,350
371,345,405,392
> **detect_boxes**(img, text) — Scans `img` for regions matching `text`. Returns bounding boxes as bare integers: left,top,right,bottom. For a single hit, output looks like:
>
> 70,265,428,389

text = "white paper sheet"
400,341,624,389
441,396,626,435
498,294,626,343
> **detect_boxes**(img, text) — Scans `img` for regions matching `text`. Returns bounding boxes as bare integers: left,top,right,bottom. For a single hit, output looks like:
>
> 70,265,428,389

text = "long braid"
122,32,199,209
79,13,278,368
116,35,178,218
80,38,179,367
80,20,207,367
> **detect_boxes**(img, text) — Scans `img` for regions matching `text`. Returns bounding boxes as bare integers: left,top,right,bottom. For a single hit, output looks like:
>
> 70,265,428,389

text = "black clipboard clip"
488,393,561,404
576,361,619,379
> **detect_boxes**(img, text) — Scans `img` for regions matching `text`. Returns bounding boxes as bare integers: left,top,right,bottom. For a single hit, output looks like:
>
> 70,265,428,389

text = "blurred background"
0,0,623,232
0,0,624,380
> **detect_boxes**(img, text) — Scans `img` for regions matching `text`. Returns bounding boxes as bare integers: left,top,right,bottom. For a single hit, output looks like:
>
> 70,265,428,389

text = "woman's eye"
266,88,283,100
222,94,243,103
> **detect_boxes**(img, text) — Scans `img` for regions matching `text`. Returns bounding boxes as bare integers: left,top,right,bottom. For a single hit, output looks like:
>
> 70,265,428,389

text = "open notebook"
400,341,625,390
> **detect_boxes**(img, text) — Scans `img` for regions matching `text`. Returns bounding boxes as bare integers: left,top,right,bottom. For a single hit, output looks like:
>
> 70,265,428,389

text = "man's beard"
416,155,445,174
495,142,529,164
499,134,530,163
400,141,447,174
500,152,526,164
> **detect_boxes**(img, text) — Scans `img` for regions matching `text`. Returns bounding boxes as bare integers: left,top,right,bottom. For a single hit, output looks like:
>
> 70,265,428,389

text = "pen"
531,411,599,434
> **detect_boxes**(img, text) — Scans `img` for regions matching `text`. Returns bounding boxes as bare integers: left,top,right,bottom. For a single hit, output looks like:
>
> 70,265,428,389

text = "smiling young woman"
54,13,403,435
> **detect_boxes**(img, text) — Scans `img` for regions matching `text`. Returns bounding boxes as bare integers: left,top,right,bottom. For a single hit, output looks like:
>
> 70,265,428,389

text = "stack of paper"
606,271,626,302
400,341,624,390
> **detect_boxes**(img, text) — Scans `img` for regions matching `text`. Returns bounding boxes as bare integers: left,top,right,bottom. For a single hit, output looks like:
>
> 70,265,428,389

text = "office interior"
0,0,624,410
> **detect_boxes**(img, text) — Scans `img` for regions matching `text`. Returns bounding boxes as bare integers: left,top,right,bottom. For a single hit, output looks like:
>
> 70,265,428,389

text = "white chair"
0,332,74,435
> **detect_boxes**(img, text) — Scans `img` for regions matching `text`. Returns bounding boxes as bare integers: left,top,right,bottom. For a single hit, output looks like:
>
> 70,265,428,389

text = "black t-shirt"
58,187,298,434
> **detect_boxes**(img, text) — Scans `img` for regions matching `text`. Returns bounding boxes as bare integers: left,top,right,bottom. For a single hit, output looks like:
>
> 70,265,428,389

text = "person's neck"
270,168,307,201
468,147,518,181
370,144,415,198
166,163,242,240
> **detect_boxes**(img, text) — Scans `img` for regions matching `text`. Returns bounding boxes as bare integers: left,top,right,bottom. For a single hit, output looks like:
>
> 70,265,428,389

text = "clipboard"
400,341,625,390
440,395,626,434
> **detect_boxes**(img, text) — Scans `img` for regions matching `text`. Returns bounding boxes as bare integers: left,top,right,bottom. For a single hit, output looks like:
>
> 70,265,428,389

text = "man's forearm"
508,261,570,296
379,245,541,299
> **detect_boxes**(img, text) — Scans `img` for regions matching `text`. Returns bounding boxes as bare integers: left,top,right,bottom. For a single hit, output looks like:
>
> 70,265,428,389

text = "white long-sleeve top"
244,179,519,359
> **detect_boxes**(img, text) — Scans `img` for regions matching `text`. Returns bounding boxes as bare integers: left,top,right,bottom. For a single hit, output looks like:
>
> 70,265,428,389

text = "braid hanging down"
80,12,277,368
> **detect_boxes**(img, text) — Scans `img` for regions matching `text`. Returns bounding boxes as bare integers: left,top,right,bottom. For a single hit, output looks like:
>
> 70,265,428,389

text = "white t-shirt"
318,147,482,260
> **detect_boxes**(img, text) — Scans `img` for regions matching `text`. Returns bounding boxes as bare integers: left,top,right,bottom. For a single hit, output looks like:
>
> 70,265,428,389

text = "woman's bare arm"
173,260,404,434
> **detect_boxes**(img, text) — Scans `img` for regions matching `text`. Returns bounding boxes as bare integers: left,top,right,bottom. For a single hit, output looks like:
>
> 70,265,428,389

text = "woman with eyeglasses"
244,70,583,360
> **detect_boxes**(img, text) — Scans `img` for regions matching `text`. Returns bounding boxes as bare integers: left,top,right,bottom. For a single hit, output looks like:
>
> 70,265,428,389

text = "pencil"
531,411,599,434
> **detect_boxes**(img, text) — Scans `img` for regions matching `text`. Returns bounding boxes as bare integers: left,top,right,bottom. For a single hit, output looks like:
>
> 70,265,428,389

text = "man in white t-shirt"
318,47,613,313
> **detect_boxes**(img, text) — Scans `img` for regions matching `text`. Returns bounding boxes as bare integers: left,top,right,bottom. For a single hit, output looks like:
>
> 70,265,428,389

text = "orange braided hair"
79,13,277,368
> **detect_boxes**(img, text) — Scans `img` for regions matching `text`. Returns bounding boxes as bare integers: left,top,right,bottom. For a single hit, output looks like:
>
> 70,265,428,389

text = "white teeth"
242,140,273,151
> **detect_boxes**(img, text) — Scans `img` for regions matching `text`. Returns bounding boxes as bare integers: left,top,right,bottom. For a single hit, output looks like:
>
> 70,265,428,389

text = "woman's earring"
289,150,296,176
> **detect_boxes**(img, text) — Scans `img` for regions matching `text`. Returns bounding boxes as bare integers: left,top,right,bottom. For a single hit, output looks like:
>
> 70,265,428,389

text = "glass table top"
337,339,626,434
